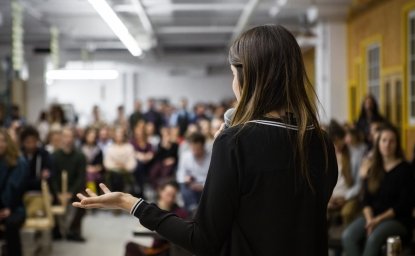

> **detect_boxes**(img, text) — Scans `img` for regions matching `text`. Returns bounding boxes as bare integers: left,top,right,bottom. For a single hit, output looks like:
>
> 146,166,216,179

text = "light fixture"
46,70,119,80
88,0,142,57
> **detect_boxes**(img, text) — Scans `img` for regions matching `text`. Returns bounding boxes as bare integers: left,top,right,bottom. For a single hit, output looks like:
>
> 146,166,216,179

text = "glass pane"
411,101,415,117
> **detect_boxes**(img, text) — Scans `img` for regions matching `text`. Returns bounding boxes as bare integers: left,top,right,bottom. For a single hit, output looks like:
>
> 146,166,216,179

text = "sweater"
131,117,338,256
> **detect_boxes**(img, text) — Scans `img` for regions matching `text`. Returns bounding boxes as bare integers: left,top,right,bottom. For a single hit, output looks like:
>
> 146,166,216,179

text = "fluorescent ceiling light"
88,0,142,57
46,70,119,80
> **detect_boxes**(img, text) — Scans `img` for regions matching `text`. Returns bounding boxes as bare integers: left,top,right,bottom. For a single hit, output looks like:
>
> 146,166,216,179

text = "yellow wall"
303,47,315,86
347,0,415,157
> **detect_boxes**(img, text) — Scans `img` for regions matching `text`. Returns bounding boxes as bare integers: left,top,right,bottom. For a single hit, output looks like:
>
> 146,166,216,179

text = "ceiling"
0,0,352,56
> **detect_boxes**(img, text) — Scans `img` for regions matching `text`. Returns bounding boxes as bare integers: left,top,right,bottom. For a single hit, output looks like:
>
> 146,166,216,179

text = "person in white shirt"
176,132,211,212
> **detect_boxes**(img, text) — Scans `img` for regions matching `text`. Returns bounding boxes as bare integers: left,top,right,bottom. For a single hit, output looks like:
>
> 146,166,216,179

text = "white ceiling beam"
231,0,262,41
130,0,156,36
158,26,234,34
115,3,245,14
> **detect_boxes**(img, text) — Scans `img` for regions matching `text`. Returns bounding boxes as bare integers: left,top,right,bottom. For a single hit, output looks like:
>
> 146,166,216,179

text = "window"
408,10,415,123
367,44,381,104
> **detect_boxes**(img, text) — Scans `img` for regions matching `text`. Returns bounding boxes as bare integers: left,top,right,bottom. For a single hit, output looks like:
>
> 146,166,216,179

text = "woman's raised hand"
72,183,139,212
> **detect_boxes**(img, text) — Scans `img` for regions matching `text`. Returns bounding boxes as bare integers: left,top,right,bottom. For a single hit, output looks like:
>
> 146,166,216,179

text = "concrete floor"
51,211,153,256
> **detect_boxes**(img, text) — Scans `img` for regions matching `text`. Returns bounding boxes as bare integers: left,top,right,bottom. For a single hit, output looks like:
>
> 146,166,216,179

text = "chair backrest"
41,179,55,227
61,170,68,207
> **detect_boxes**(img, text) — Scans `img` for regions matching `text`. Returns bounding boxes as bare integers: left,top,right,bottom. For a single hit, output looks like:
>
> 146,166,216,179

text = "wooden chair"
23,180,54,230
51,170,68,216
22,180,54,256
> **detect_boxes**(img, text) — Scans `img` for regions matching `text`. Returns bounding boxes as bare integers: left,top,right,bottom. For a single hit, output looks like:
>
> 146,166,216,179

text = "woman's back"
218,118,338,255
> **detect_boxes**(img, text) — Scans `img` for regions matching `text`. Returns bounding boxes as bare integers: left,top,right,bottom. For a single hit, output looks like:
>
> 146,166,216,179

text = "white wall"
315,21,348,124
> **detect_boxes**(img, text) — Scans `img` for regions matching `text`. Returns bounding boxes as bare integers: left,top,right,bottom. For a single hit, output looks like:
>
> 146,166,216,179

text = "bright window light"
88,0,142,57
46,70,119,80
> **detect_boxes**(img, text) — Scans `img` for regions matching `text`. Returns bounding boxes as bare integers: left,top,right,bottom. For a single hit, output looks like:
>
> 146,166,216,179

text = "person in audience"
145,122,160,151
343,127,367,220
0,128,28,256
97,125,113,154
191,103,209,123
37,111,50,143
6,104,26,128
342,125,414,256
51,127,87,241
45,129,62,154
89,105,106,129
170,98,191,137
81,128,104,195
129,100,144,133
124,180,188,256
327,121,357,225
198,119,214,153
114,105,128,131
49,104,67,131
131,122,154,198
359,121,384,179
176,132,211,212
356,95,384,146
144,99,163,135
149,127,178,189
104,127,136,193
20,126,52,192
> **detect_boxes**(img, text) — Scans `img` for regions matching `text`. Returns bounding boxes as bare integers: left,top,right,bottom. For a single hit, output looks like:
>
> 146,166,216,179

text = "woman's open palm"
72,183,127,210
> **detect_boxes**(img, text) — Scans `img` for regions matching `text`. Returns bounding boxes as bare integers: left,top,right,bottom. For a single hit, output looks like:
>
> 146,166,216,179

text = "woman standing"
0,128,28,256
342,125,413,256
74,25,338,256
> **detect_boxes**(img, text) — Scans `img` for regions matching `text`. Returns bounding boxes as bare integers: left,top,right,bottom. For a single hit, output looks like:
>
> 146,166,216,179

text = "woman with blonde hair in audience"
0,128,28,256
104,127,136,194
342,125,413,256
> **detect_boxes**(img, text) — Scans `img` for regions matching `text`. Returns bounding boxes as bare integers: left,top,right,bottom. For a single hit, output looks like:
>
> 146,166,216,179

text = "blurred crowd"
0,94,414,256
0,97,233,256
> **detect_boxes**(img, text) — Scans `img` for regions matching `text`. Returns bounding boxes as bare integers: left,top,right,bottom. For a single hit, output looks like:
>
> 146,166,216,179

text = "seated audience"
45,129,62,154
20,126,51,192
176,132,211,213
342,125,414,256
97,125,113,154
51,127,87,241
131,122,154,198
356,95,384,147
104,127,137,193
81,127,104,195
0,128,28,256
149,127,178,189
124,180,188,256
327,121,357,225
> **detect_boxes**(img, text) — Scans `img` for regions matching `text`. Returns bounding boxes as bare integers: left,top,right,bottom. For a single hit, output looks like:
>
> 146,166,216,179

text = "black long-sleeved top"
132,118,338,256
362,161,414,230
22,148,52,191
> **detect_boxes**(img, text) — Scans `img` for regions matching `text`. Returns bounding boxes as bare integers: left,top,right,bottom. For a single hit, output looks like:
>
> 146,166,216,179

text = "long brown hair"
367,125,404,193
228,24,327,189
0,128,20,167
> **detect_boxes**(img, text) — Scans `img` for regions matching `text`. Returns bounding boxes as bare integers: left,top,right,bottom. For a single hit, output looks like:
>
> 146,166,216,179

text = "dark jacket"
132,118,338,256
0,157,28,214
51,149,86,196
23,148,52,191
